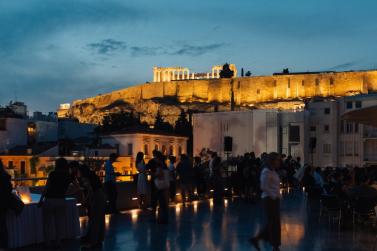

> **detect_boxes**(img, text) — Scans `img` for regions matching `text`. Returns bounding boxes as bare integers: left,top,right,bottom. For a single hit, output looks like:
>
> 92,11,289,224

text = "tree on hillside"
154,110,174,132
99,111,145,133
220,63,234,78
245,71,252,77
174,109,192,136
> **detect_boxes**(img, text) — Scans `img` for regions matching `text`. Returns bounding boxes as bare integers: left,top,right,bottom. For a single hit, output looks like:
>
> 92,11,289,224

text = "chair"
350,196,376,226
319,194,342,227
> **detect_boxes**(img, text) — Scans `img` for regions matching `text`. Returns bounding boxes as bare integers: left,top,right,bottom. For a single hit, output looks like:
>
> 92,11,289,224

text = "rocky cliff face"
67,70,377,125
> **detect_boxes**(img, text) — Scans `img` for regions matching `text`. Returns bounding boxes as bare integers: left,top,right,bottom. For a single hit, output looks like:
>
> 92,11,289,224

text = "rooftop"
19,190,375,251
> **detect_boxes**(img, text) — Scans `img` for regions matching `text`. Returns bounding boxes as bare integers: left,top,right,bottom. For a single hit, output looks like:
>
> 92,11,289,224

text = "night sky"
1,0,377,113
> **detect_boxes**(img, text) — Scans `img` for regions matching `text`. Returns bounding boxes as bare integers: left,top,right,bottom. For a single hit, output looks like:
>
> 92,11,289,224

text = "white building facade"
101,131,188,159
193,110,307,162
193,94,377,168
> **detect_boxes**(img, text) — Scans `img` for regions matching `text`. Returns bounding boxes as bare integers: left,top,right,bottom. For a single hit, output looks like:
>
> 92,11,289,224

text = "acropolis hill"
64,66,377,125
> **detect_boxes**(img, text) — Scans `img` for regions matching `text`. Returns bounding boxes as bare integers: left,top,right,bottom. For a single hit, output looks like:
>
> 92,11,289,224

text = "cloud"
129,43,226,57
169,43,225,56
130,46,164,56
87,39,127,55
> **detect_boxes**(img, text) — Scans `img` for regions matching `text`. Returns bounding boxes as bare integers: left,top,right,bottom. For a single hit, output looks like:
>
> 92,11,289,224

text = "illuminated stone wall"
69,70,377,125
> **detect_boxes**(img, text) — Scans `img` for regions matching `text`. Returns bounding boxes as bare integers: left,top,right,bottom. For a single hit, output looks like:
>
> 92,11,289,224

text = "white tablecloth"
6,195,80,248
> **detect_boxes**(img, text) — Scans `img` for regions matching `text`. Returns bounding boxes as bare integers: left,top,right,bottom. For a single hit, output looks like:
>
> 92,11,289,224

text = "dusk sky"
1,0,377,113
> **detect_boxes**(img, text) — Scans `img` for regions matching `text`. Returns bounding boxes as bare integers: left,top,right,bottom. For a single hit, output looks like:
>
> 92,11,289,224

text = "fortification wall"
69,70,377,124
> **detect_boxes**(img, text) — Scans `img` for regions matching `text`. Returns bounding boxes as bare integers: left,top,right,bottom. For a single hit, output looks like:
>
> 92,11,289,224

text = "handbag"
9,194,25,216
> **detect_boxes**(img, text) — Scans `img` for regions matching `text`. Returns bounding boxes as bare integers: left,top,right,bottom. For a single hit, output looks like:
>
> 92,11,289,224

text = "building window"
20,161,26,175
0,119,6,131
301,80,305,86
330,78,334,85
8,161,13,169
310,126,316,132
355,101,362,108
144,144,149,155
169,145,174,156
287,79,291,88
178,146,183,155
127,143,133,156
94,151,98,157
154,144,159,151
324,108,330,114
324,125,330,133
323,144,331,154
346,101,353,109
257,89,260,94
346,122,353,134
273,80,277,87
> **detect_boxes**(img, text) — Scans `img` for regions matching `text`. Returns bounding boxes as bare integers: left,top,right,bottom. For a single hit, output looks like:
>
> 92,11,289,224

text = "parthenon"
153,64,238,82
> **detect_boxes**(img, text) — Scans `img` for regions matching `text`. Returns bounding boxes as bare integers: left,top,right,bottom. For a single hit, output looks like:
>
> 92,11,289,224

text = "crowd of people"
2,149,377,251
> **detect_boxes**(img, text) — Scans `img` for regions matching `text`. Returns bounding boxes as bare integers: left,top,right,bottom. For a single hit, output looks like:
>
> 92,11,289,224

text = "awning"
341,105,377,127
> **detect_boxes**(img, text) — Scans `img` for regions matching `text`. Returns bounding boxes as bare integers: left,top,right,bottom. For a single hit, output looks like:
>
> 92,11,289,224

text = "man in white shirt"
250,152,281,251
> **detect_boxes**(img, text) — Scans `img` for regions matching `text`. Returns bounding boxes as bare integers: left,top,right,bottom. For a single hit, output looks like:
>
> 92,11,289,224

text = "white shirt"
260,167,281,199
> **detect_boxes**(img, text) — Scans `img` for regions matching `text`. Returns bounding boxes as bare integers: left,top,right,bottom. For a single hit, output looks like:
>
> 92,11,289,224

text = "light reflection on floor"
20,189,376,251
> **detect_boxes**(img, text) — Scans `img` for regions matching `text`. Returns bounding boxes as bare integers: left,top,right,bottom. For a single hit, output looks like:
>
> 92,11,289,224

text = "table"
6,194,81,248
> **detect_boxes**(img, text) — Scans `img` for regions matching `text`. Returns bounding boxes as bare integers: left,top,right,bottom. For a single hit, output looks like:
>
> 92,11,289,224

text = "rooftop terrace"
16,189,376,251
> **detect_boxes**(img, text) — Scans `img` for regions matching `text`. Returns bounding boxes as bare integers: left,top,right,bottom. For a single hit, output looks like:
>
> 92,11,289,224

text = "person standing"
0,160,12,250
250,152,281,251
168,156,177,203
104,153,119,214
154,156,170,224
136,152,148,209
78,165,106,250
38,158,72,249
176,154,193,204
147,150,160,212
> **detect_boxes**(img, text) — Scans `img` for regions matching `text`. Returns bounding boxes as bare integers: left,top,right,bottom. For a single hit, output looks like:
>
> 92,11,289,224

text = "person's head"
152,150,158,158
136,152,144,165
109,153,118,163
211,152,217,159
179,154,187,162
55,158,68,173
267,152,281,170
169,155,176,164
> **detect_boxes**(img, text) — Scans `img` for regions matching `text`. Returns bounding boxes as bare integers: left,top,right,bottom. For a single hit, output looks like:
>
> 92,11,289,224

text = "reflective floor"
21,189,376,251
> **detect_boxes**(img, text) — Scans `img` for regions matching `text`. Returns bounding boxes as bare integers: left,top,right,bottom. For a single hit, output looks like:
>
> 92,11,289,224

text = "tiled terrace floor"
21,189,376,251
